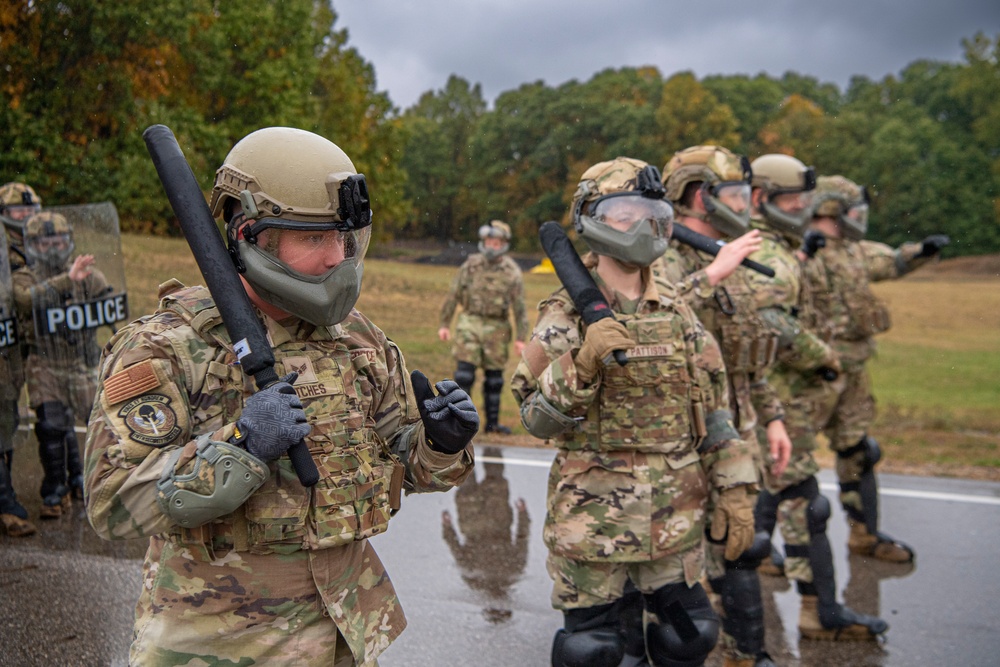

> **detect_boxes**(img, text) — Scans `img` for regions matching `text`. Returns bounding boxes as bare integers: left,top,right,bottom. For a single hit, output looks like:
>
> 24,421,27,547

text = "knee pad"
718,568,765,657
838,434,881,471
644,582,720,667
484,369,505,393
551,605,624,667
806,494,832,537
454,362,476,394
730,530,771,569
35,402,70,442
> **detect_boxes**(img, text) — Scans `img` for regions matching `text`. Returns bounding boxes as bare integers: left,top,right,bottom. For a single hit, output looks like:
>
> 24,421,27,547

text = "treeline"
2,2,997,255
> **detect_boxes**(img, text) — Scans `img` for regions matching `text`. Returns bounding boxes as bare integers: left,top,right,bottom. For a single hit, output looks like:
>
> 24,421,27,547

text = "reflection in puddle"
441,446,531,623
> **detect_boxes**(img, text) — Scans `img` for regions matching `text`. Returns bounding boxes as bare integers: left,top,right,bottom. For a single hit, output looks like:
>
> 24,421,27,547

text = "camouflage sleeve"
438,262,468,329
651,246,714,302
376,339,473,494
860,239,930,280
750,376,784,425
84,317,235,540
510,293,599,416
759,307,838,373
682,308,758,492
510,269,530,342
11,267,73,313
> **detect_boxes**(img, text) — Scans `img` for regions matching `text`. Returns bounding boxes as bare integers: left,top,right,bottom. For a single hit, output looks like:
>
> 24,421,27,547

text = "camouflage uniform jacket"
85,280,473,664
439,253,529,341
808,237,929,368
511,266,757,563
653,239,783,434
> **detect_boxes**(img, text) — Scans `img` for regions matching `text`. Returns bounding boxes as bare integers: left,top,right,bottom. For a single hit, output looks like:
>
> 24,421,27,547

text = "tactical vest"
461,255,515,319
557,295,707,456
699,281,779,376
161,285,402,554
824,244,892,341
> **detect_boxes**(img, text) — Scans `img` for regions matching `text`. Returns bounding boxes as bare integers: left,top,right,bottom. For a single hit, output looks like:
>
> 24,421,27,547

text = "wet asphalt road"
2,439,1000,666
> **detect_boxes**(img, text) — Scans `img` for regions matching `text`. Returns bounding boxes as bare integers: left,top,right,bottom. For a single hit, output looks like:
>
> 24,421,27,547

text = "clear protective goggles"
3,203,41,222
707,181,752,214
31,232,72,252
844,203,869,229
587,192,674,238
236,215,370,275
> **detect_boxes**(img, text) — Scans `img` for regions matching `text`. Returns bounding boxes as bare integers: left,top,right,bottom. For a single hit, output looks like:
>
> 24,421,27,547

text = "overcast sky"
333,1,999,110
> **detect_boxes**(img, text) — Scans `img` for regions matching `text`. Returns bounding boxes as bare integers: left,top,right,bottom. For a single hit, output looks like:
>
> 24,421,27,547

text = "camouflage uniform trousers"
0,350,24,454
758,378,842,585
547,546,705,610
452,312,512,371
132,536,386,667
824,360,877,516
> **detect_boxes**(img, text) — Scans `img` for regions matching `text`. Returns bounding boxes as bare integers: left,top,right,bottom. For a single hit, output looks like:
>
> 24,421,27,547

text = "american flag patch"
104,360,161,405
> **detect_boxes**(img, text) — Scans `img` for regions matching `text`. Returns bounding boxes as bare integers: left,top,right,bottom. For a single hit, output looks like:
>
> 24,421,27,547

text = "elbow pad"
698,409,740,454
156,435,269,529
520,392,579,439
757,307,799,349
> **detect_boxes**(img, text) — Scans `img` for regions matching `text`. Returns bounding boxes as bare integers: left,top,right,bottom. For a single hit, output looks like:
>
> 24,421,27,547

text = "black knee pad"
454,362,476,394
717,567,765,657
484,369,505,393
551,605,624,667
730,530,771,569
35,401,70,442
806,493,832,536
644,582,719,667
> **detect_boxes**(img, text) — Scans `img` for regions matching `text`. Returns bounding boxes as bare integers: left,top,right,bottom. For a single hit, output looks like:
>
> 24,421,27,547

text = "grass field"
121,233,1000,480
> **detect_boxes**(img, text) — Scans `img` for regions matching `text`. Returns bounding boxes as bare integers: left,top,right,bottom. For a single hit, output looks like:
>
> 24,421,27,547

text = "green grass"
120,233,1000,479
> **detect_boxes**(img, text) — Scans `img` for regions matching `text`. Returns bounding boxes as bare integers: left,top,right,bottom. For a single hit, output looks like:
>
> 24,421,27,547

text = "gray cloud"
334,0,1000,109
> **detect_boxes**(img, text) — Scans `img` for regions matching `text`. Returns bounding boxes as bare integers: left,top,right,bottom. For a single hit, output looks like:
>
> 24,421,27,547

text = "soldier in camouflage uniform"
84,127,477,666
511,157,759,667
0,182,41,532
747,155,888,641
13,211,108,518
806,175,948,564
655,145,792,667
439,220,529,434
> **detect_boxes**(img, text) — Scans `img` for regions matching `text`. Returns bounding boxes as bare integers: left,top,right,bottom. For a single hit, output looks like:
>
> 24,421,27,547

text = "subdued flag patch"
104,359,161,405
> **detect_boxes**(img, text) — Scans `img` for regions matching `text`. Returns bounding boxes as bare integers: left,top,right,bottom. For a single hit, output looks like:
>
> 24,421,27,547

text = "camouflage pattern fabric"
743,221,844,586
85,281,474,665
511,266,756,609
808,237,929,477
439,253,529,370
11,259,107,410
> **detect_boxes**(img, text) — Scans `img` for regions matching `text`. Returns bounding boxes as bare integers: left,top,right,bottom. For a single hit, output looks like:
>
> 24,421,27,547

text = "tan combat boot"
1,512,37,537
722,659,756,667
848,520,914,563
39,492,71,519
798,595,882,641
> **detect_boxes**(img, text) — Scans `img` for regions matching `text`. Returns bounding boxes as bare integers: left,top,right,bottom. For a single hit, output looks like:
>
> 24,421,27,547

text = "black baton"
143,124,319,487
538,221,627,366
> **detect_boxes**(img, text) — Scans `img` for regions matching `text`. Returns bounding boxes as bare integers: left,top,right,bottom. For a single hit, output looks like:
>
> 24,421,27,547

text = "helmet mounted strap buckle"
636,165,666,199
331,173,371,230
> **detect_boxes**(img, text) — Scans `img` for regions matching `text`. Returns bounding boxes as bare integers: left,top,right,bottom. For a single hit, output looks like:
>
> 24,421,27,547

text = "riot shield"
21,202,128,415
0,223,27,456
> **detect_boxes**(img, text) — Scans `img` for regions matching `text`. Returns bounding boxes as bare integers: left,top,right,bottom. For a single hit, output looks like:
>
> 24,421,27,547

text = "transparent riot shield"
23,202,128,416
0,223,26,453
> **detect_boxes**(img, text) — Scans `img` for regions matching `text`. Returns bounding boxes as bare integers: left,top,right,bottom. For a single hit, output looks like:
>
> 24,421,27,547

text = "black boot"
483,370,511,434
65,426,85,501
35,403,71,519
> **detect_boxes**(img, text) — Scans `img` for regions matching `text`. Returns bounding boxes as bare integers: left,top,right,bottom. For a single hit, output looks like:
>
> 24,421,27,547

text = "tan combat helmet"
811,175,869,240
750,154,816,238
478,220,511,260
0,182,42,228
662,145,753,239
24,211,74,269
210,127,373,326
572,156,674,267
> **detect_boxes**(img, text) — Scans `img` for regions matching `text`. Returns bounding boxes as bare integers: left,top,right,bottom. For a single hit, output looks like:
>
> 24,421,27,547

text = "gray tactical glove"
411,370,479,454
232,372,311,462
801,229,827,259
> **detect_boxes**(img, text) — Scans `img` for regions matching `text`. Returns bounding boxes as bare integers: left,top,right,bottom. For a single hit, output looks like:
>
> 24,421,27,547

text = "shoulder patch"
104,359,161,405
118,394,182,447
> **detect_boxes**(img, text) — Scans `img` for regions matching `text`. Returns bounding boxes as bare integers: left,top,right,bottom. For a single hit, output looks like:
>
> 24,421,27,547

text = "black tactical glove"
801,230,827,259
233,372,311,462
411,370,479,454
918,234,950,258
816,366,839,382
